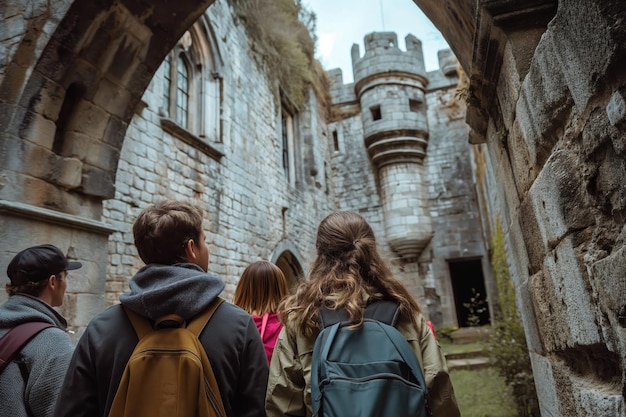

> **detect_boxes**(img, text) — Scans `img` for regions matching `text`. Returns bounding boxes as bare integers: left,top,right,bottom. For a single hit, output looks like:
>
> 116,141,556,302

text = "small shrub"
462,288,488,327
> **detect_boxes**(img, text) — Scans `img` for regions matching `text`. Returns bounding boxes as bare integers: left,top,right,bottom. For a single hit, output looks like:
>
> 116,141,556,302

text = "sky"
303,0,450,83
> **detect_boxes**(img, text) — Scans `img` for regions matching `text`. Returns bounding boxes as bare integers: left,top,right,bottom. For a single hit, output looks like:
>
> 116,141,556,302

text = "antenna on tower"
379,0,386,30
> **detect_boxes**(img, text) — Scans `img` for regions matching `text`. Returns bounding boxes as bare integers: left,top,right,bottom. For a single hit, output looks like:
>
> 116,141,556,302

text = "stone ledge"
160,118,224,161
0,200,116,235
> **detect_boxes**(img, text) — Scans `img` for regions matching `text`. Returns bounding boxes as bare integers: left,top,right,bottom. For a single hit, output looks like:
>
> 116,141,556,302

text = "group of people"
0,199,460,417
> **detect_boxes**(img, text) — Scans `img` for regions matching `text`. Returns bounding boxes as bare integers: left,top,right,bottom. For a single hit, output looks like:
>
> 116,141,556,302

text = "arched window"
157,16,224,159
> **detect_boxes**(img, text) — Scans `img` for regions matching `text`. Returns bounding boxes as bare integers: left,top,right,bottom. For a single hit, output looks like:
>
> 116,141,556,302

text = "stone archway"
0,0,216,330
274,251,304,293
2,1,626,415
270,239,305,292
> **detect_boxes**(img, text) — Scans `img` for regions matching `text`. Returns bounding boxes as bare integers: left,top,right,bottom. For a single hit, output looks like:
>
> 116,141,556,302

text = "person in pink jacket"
234,261,289,363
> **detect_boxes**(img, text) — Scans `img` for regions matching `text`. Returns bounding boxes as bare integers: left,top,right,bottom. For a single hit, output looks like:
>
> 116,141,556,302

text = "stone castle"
1,0,625,415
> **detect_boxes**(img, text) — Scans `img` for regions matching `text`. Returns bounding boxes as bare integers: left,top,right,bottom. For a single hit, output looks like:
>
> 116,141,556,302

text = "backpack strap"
318,308,349,328
364,300,401,327
123,297,225,337
186,298,227,417
318,300,401,329
187,297,224,336
122,306,154,339
0,322,55,374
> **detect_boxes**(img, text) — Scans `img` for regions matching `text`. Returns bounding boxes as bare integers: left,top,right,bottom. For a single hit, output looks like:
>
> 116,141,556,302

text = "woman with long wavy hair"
265,211,460,417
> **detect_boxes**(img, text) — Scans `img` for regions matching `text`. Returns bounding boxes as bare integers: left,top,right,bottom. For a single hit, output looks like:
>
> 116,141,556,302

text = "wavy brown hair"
234,261,289,316
278,211,421,336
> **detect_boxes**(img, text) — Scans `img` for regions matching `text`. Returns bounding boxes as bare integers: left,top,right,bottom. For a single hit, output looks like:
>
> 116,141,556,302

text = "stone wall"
467,1,626,415
424,68,491,328
2,0,626,414
102,0,335,309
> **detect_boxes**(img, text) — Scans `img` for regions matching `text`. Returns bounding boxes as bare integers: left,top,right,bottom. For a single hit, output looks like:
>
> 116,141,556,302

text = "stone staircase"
446,349,491,370
445,326,492,370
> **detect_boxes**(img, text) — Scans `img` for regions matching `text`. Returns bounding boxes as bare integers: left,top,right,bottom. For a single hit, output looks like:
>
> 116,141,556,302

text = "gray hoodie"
0,294,74,417
119,262,225,320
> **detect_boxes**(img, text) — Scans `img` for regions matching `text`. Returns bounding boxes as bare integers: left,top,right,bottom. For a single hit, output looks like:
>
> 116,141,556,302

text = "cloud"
316,32,338,68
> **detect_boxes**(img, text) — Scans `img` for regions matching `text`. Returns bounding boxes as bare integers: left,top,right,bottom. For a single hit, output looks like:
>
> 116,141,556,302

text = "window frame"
158,17,225,161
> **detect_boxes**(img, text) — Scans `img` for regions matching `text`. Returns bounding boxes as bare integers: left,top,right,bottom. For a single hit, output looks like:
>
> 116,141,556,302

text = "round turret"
351,32,433,259
352,32,426,87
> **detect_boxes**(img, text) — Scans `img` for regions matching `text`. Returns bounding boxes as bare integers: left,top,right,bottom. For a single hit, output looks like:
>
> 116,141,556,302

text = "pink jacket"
253,312,283,363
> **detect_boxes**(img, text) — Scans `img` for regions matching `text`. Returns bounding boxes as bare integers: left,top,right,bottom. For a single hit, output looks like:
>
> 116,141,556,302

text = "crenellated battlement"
351,32,426,90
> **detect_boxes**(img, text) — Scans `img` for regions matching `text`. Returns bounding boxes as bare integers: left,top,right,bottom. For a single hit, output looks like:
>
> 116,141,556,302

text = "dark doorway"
275,251,303,293
449,259,490,327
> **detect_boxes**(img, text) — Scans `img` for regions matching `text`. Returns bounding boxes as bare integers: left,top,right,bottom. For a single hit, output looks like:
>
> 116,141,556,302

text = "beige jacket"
265,310,461,417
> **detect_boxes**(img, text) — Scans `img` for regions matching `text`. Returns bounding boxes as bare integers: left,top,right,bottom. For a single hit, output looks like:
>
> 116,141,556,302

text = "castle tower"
352,32,432,259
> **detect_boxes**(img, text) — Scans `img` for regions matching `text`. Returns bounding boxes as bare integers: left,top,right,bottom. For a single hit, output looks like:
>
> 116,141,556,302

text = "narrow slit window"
332,130,339,151
409,99,422,113
370,105,382,121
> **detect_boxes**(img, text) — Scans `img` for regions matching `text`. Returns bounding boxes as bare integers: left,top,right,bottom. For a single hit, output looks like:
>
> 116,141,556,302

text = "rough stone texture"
472,1,626,415
1,0,626,414
100,0,334,307
424,82,489,327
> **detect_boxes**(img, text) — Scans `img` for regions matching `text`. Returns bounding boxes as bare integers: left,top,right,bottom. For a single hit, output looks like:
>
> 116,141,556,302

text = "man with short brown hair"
55,200,269,417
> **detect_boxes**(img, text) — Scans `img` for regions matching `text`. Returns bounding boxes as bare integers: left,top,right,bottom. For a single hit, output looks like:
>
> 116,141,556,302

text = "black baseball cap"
7,244,82,285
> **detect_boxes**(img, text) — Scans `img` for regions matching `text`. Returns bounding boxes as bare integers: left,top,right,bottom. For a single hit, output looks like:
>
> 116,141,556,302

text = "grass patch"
450,367,517,417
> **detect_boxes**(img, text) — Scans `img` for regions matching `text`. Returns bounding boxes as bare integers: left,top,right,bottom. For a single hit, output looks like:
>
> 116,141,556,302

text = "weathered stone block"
606,88,626,128
73,293,105,328
50,156,82,189
529,150,594,246
550,1,626,112
81,165,115,198
590,245,626,342
67,100,110,138
530,352,560,417
545,237,600,347
516,34,572,168
93,77,133,118
17,105,55,146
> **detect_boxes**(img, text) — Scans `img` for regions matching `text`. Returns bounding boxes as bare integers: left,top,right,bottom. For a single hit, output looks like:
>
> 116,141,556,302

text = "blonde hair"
278,211,421,336
234,261,289,315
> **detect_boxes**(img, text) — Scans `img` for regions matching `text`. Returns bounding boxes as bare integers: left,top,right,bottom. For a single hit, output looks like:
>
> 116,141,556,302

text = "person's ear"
46,274,57,289
184,239,197,262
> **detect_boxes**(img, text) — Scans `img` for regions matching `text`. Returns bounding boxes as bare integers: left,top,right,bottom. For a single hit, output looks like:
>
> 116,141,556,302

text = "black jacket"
54,263,268,417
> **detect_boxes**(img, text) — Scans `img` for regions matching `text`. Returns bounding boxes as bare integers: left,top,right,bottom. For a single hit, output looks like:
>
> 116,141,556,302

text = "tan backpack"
108,298,226,417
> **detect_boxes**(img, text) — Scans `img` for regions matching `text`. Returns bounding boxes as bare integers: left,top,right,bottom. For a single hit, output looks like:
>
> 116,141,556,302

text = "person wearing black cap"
0,244,82,417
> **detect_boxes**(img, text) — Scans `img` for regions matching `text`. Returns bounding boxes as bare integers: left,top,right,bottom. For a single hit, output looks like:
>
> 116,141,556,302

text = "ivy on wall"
487,218,540,416
227,0,330,110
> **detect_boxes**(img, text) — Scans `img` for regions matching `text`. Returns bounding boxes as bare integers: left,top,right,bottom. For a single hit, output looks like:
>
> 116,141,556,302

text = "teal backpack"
311,301,431,417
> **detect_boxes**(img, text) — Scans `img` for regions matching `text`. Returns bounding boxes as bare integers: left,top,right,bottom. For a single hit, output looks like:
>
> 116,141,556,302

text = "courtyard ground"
440,329,518,417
